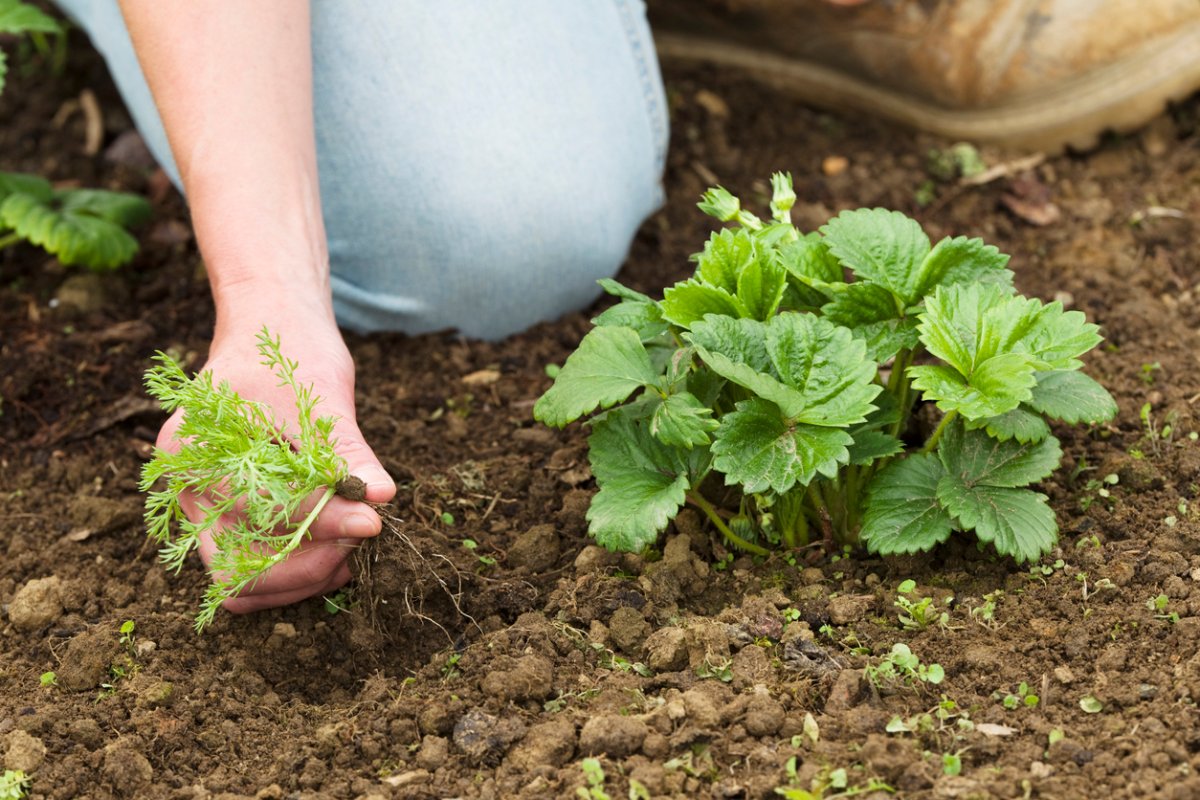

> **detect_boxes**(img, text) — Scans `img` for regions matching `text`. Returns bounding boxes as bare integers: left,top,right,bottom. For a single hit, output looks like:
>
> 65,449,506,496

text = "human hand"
155,301,395,614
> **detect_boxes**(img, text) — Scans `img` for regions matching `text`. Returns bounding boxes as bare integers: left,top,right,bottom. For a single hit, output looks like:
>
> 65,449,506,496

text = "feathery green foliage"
535,173,1116,563
140,329,347,631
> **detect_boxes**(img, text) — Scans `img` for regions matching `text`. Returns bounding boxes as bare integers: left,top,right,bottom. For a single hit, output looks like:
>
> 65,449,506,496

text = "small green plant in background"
775,765,894,799
535,174,1117,565
1147,593,1179,624
1079,472,1118,512
865,643,944,690
995,681,1040,710
141,328,351,632
0,769,29,800
576,758,612,800
894,579,951,630
0,0,62,95
0,172,151,270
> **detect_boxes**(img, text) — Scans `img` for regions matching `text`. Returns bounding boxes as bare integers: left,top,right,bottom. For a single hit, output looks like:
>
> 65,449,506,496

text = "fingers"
199,531,360,597
222,561,353,615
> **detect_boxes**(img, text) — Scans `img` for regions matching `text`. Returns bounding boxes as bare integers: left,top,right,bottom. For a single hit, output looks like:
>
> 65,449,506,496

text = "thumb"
331,415,395,504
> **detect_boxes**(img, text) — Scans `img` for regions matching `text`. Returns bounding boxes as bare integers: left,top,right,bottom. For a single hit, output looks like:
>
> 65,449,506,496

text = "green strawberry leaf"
820,282,900,328
59,189,152,227
689,316,809,418
711,398,851,494
534,326,658,427
846,430,904,466
909,353,1037,420
0,0,62,34
1026,369,1118,424
820,208,931,304
853,317,921,363
597,277,654,304
778,233,843,287
765,313,880,426
650,391,719,449
861,453,954,556
937,419,1062,488
593,299,669,341
915,235,1014,296
587,409,693,551
1008,303,1104,371
0,191,141,270
965,406,1051,443
0,171,53,203
661,280,747,328
936,479,1056,563
695,228,755,293
917,283,1007,375
736,248,787,321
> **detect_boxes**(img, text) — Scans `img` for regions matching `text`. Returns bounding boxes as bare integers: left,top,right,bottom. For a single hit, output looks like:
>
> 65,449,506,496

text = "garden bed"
2,35,1200,800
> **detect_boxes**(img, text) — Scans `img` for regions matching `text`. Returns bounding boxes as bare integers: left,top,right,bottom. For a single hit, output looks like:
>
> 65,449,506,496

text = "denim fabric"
52,1,668,339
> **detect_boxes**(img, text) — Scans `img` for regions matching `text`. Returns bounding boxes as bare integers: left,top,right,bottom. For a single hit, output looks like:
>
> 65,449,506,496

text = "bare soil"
3,30,1200,800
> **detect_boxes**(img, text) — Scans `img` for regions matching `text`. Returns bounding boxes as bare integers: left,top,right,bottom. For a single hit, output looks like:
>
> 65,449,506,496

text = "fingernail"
357,467,396,499
340,513,379,538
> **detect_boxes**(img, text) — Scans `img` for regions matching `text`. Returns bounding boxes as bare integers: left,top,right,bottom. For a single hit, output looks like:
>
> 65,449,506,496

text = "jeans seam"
613,0,668,173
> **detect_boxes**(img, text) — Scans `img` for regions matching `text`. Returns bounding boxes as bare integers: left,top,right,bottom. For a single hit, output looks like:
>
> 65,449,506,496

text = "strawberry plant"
0,172,151,270
0,0,61,97
534,173,1117,563
140,328,350,631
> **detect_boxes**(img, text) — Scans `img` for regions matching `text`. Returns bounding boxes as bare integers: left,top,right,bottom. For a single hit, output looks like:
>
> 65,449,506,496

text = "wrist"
212,273,339,346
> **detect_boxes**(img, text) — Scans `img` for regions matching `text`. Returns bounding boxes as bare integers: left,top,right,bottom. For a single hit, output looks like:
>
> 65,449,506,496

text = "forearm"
118,0,332,327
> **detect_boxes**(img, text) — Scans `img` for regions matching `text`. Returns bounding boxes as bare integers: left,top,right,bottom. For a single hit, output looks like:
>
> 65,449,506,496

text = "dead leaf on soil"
461,368,500,386
1001,174,1061,226
975,723,1017,736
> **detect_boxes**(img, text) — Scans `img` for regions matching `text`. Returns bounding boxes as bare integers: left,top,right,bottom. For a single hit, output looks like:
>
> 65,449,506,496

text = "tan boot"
649,0,1200,150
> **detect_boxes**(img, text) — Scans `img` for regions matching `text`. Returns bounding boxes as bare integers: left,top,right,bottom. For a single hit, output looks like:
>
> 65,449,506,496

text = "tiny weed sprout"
0,172,151,270
0,770,29,800
894,579,951,630
865,643,944,690
576,758,612,800
534,173,1117,563
140,328,350,632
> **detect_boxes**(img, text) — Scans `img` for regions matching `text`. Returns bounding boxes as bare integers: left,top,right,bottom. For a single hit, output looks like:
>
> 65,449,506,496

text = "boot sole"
654,23,1200,152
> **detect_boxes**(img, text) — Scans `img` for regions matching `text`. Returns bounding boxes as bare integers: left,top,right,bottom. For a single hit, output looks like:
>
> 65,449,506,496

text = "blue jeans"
54,1,668,340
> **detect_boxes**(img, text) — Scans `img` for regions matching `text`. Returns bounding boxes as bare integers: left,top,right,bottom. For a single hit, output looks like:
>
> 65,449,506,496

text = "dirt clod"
608,605,651,653
7,575,63,631
335,475,367,501
452,708,526,766
828,594,874,625
507,524,560,572
57,628,119,691
102,742,153,797
506,718,575,771
741,690,785,737
578,714,648,758
479,654,554,703
3,730,46,772
643,626,688,672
